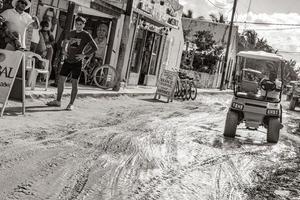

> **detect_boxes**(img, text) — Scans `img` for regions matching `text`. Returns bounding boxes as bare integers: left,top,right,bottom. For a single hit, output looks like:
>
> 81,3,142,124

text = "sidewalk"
25,83,233,99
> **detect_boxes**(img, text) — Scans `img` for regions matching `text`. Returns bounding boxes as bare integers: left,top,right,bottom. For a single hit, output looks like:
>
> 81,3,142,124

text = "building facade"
122,0,184,86
23,0,183,88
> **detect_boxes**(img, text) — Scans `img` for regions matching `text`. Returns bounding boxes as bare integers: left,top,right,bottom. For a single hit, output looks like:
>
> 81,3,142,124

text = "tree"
182,9,193,18
209,13,226,23
283,59,299,83
238,29,274,53
191,30,224,73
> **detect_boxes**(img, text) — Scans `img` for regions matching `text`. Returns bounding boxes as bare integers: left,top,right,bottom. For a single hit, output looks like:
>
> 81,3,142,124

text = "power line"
251,27,300,31
206,0,225,9
233,21,300,26
278,50,300,54
244,0,252,30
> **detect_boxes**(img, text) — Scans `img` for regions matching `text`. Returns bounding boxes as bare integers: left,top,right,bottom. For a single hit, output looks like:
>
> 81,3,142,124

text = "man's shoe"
66,104,74,111
46,100,61,107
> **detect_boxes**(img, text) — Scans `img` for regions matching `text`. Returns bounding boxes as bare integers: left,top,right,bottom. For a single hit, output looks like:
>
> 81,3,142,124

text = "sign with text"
155,69,178,102
0,50,24,117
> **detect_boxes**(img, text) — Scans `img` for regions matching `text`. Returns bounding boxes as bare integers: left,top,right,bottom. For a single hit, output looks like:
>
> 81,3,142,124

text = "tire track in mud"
6,149,80,200
55,130,136,200
129,148,266,200
0,149,36,171
108,139,140,199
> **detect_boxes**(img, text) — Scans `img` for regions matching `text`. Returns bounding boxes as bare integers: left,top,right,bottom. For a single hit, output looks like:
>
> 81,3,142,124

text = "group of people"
0,0,110,111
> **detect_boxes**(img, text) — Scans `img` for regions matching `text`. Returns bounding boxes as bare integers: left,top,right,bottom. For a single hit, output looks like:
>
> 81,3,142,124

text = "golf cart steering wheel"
260,79,276,91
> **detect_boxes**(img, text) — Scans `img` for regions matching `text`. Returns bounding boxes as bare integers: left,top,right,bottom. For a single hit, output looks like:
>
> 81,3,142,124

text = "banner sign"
154,69,177,102
0,50,24,117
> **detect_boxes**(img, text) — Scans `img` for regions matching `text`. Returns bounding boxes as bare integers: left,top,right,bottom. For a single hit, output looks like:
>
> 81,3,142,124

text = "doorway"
138,31,162,85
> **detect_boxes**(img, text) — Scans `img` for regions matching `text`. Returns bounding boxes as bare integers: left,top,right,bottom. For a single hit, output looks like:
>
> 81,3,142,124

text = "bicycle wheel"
93,64,117,89
174,81,178,97
181,82,188,101
189,81,197,100
174,80,181,98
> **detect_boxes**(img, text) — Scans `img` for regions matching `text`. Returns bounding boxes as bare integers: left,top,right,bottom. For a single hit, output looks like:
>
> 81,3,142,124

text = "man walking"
46,16,98,110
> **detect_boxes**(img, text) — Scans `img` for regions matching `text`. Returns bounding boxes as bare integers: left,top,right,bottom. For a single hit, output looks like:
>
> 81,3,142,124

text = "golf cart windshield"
234,51,283,103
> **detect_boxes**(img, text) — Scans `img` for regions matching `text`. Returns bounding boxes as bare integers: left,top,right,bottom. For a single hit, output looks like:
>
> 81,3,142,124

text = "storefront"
25,0,124,69
125,0,184,86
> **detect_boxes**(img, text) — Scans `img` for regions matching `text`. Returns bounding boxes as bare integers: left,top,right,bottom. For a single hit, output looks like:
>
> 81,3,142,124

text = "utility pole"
219,0,238,90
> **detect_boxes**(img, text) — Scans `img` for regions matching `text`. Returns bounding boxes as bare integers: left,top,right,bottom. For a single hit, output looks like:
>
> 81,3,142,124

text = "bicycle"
81,56,118,90
174,71,197,100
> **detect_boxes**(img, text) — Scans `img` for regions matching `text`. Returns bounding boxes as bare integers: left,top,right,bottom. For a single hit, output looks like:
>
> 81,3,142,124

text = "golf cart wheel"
224,110,238,138
289,98,296,110
267,118,280,143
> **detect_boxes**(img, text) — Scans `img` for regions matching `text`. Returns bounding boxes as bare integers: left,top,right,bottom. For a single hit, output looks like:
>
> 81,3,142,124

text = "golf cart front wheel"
267,118,280,143
224,110,238,138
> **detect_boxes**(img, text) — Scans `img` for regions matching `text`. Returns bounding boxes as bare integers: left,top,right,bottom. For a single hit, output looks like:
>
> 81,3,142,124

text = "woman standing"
36,20,54,75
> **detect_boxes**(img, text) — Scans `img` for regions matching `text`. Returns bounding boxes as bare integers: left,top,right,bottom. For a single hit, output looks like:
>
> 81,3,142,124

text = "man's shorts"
60,61,82,80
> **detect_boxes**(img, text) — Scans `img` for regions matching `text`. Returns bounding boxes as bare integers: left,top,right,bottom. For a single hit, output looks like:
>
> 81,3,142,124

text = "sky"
178,0,300,65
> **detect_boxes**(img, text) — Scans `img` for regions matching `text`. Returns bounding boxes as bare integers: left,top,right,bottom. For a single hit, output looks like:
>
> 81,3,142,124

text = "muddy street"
0,93,299,200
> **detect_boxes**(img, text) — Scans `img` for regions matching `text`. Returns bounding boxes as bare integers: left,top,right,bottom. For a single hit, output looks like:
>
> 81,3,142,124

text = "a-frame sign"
0,50,25,117
154,69,178,103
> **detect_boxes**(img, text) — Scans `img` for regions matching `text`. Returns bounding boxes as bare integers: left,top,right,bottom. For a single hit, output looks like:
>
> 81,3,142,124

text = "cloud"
178,0,300,63
237,12,300,63
179,0,233,19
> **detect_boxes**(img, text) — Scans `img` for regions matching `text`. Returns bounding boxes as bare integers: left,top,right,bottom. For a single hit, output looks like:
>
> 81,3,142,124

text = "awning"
68,0,91,8
77,6,114,18
68,0,114,19
133,8,173,28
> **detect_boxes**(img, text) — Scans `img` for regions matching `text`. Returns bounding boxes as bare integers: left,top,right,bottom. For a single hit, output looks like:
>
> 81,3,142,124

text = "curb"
24,88,233,100
25,91,157,100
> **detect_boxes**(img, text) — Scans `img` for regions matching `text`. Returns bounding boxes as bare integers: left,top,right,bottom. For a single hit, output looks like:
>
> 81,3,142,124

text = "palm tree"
182,9,193,18
238,29,274,53
209,13,226,23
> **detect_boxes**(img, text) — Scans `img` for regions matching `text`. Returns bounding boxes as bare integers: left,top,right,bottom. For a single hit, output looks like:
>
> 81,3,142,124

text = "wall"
181,18,239,87
162,18,184,72
180,69,222,88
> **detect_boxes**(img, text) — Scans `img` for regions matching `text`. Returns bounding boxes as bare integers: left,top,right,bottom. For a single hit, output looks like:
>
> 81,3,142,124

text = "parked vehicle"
286,81,298,101
224,51,284,143
289,81,300,110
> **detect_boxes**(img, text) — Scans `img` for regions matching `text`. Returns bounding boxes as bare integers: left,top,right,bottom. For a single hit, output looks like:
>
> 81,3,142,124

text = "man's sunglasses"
18,1,28,6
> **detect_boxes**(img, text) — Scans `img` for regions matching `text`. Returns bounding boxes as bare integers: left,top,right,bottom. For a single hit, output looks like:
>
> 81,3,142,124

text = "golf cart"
224,51,284,143
286,81,298,101
289,81,300,110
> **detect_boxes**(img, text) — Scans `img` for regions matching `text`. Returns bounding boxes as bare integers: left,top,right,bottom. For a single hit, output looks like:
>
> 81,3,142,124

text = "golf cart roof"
242,68,262,74
237,51,283,61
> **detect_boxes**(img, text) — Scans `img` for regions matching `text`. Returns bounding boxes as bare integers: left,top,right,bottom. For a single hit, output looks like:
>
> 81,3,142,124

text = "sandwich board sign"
0,50,25,117
154,69,178,103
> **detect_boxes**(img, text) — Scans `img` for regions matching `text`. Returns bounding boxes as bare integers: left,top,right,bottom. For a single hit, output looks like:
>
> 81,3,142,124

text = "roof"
242,68,262,74
237,51,283,61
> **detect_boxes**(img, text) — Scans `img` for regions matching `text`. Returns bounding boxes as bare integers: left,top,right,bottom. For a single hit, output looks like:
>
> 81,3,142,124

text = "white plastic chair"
25,52,36,87
24,51,49,91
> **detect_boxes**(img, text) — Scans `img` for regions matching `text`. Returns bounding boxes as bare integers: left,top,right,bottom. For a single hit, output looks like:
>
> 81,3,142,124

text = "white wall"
162,20,184,72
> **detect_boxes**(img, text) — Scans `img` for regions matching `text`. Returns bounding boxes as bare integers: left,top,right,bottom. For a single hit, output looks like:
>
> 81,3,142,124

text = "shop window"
149,34,161,75
130,29,145,73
